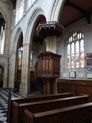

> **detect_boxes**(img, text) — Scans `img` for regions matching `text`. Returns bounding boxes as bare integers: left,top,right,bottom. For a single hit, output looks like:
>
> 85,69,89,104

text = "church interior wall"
58,14,92,80
32,41,46,70
0,0,13,88
8,0,55,90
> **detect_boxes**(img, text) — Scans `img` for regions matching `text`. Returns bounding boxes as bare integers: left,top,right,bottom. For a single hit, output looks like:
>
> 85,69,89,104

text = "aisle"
0,89,41,123
0,89,25,123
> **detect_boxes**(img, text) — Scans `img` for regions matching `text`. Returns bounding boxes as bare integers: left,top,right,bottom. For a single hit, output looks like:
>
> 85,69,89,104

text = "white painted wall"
58,14,92,80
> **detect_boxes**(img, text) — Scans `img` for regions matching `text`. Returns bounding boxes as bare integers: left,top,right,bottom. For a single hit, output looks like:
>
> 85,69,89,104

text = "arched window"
18,48,33,70
18,46,23,70
16,0,25,24
0,13,5,54
67,32,84,69
0,25,5,54
30,51,33,70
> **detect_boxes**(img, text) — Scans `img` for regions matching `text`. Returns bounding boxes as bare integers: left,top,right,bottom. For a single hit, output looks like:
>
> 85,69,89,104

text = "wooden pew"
12,95,89,123
8,92,73,123
24,102,92,123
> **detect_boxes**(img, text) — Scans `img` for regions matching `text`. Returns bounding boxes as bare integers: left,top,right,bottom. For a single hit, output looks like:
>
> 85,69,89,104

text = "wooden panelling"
35,52,61,78
57,79,92,101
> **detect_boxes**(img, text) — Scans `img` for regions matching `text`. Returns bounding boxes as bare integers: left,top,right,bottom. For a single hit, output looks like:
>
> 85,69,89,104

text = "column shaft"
20,43,30,94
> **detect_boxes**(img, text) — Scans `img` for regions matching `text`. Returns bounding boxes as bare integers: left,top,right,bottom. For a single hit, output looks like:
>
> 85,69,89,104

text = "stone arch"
0,6,10,28
25,8,46,44
13,28,23,52
9,28,23,89
14,27,23,71
50,0,66,22
0,5,11,54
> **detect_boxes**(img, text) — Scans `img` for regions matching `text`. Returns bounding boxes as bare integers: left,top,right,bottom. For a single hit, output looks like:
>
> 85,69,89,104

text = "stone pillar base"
20,83,30,94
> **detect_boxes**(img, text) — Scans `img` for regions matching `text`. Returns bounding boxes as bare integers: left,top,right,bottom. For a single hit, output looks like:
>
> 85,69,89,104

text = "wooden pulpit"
35,51,61,94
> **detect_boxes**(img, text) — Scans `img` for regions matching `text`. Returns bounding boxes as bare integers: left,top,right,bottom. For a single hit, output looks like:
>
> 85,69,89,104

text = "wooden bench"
24,102,92,123
8,92,73,123
12,95,89,123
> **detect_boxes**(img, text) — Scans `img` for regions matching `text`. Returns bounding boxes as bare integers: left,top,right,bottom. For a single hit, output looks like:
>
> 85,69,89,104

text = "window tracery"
67,32,84,69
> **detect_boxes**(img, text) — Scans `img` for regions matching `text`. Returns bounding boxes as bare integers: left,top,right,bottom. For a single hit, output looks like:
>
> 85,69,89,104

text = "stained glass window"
80,39,84,68
67,32,84,69
18,47,23,70
71,42,75,68
30,51,33,70
76,41,79,68
67,44,70,68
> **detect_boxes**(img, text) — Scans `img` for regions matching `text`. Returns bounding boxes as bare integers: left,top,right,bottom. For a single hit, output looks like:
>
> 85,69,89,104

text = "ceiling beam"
65,1,91,24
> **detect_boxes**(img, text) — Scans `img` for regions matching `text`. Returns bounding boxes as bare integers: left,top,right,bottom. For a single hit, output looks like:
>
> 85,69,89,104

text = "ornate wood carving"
35,51,61,94
37,21,64,38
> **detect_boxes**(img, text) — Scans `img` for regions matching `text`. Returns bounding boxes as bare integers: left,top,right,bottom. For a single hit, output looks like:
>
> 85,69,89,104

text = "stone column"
3,63,8,88
45,36,58,53
20,43,30,94
0,55,9,88
8,51,17,89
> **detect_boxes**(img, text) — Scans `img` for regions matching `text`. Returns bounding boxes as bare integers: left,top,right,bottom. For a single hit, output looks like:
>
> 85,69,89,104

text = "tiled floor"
0,89,41,123
0,89,24,123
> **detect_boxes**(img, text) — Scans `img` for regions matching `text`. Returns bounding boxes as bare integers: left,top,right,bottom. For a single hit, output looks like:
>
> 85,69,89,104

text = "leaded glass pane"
30,51,33,70
71,42,74,55
76,41,79,54
71,42,75,68
80,39,84,67
67,32,84,69
67,44,70,55
80,53,84,67
77,34,80,39
76,41,79,68
67,44,71,68
80,33,82,39
82,34,84,38
71,55,75,68
18,49,23,69
80,39,84,52
67,56,71,68
76,55,79,68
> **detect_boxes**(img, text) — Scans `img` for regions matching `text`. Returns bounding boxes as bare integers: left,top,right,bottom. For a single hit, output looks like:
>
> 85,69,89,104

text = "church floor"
0,89,41,123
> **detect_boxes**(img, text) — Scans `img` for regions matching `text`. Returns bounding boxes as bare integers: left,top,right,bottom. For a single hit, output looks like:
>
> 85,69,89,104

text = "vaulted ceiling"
60,0,92,27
